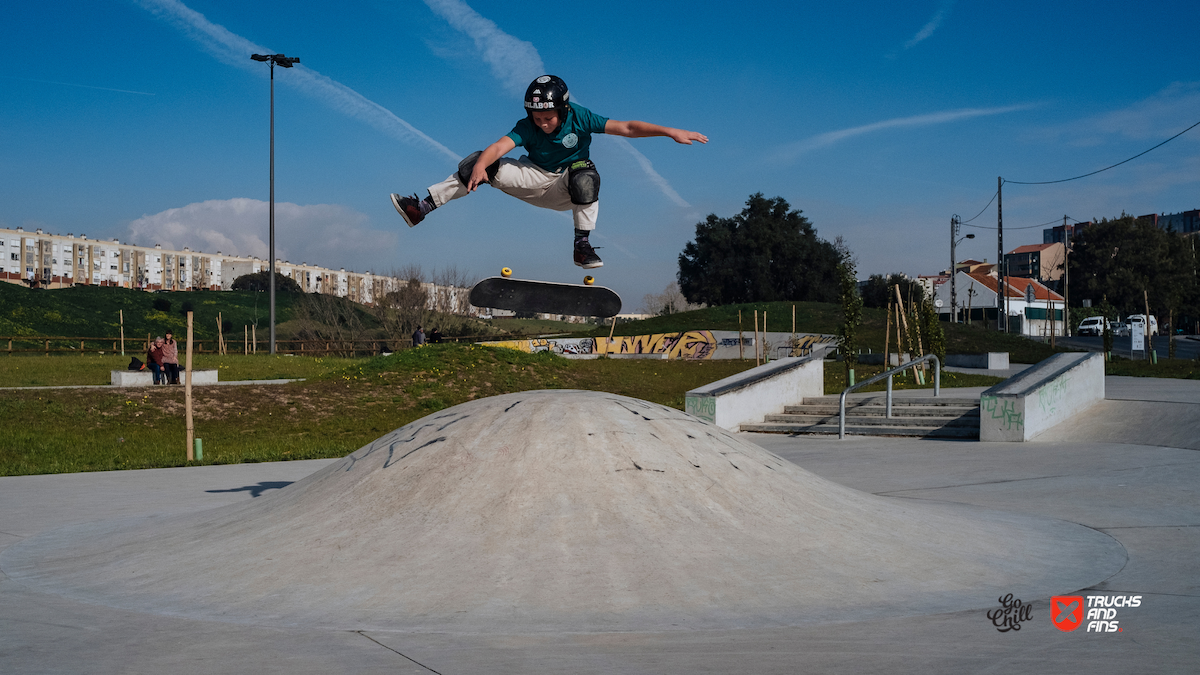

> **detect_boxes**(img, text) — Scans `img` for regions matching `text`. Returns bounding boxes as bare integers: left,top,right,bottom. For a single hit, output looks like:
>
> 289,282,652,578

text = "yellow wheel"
501,267,512,278
583,275,595,285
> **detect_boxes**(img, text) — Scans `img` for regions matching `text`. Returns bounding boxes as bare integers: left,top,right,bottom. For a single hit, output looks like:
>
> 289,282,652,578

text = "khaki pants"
427,155,598,231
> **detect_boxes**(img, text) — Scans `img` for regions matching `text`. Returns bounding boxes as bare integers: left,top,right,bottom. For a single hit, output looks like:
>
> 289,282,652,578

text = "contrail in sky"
134,0,459,161
422,0,691,207
904,0,955,49
1,75,154,96
776,104,1036,163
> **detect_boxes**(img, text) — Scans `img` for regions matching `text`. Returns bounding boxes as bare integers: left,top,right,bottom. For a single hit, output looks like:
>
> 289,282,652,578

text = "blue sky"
2,0,1197,308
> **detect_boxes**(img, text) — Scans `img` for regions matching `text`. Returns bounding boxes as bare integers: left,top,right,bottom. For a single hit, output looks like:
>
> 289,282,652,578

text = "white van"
1077,316,1110,336
1127,314,1159,336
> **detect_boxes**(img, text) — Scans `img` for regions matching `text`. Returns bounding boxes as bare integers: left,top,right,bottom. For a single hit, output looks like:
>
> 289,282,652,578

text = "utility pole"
951,215,959,323
1063,215,1070,337
997,177,1005,332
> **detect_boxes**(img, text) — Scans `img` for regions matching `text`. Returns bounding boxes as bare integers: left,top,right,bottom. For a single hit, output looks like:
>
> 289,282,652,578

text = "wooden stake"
738,310,744,360
884,300,892,369
894,285,920,381
763,310,767,362
119,309,125,356
252,325,257,354
186,311,194,461
754,310,760,366
244,325,248,355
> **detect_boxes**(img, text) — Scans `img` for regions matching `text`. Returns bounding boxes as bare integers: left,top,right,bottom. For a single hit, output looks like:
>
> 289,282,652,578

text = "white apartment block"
0,226,472,312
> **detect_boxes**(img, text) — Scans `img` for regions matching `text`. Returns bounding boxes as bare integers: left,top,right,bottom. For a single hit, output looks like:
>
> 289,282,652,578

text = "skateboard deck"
469,277,622,318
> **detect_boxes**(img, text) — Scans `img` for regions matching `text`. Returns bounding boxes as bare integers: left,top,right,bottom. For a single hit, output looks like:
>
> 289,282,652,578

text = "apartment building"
0,226,471,311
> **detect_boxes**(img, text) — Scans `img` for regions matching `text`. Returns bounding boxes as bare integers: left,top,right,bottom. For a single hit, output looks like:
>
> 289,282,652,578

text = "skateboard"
469,269,622,318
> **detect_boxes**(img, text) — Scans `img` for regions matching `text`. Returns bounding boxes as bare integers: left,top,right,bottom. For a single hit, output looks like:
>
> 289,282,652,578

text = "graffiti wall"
596,330,717,360
479,330,836,360
481,336,596,355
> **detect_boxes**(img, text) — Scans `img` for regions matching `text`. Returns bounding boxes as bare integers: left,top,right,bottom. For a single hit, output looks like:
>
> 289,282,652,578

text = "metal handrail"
838,354,941,439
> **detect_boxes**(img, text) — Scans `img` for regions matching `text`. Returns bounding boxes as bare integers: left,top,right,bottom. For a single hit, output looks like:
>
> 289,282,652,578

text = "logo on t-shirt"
562,133,578,148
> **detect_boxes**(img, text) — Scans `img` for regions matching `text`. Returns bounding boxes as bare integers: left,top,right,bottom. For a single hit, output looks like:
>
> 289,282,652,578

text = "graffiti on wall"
482,337,595,355
596,330,717,360
684,395,717,423
981,395,1024,431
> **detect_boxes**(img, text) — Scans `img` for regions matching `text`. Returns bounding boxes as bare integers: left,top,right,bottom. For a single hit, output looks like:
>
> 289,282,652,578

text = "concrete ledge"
685,355,823,430
111,370,219,387
979,352,1103,442
859,353,910,367
606,353,669,360
946,352,1009,369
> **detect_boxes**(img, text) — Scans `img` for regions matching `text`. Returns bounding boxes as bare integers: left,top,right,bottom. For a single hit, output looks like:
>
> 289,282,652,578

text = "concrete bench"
685,355,824,430
946,352,1009,369
979,352,1103,442
111,370,219,387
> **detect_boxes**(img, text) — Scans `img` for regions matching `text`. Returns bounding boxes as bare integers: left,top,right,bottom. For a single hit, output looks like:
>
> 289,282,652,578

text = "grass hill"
601,301,1070,365
0,282,303,342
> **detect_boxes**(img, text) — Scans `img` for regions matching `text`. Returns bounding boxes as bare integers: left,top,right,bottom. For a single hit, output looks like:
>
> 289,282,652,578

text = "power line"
962,190,998,223
1005,118,1200,185
964,216,1064,231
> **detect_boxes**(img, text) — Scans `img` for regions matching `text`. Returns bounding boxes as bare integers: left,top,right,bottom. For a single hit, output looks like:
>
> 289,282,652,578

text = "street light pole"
949,214,974,324
250,53,299,355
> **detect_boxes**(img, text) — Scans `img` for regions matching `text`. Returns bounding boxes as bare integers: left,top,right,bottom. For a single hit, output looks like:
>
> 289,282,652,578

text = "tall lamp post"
250,53,300,355
949,214,974,323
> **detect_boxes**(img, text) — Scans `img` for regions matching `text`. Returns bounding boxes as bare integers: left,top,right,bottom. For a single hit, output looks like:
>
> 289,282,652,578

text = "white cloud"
774,104,1036,164
126,199,398,270
904,0,955,50
1038,81,1200,147
134,0,459,161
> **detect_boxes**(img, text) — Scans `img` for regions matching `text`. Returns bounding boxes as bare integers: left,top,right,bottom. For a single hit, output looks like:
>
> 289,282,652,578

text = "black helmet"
524,75,570,115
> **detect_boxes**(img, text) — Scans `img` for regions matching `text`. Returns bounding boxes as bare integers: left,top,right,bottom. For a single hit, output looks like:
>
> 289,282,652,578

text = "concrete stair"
740,395,981,439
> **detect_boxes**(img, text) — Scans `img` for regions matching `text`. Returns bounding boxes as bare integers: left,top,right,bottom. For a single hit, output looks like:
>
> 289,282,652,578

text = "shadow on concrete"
205,481,293,498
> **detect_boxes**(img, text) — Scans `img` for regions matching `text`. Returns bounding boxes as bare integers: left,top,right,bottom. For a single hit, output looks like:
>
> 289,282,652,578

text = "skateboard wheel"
583,276,595,285
501,267,512,278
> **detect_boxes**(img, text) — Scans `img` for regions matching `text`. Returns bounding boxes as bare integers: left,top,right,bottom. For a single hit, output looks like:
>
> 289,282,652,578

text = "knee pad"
567,160,600,205
457,151,500,185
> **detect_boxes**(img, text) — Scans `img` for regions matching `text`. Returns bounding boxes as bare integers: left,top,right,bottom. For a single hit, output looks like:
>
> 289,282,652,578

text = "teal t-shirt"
506,102,609,172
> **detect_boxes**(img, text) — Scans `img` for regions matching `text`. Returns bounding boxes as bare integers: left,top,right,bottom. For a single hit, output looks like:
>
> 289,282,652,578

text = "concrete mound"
2,391,1123,632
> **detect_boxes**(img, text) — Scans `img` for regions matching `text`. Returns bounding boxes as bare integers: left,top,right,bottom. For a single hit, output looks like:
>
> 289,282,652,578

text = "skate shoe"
390,193,425,227
573,239,603,269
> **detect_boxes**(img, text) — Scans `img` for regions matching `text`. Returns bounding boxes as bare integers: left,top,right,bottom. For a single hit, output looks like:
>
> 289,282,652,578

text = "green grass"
594,301,1072,365
0,282,303,342
1103,355,1200,379
0,353,366,387
0,343,1005,477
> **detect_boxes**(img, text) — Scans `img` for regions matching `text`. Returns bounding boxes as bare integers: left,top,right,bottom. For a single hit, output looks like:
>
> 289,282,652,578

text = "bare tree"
293,293,369,355
430,265,477,315
374,278,429,348
640,282,705,315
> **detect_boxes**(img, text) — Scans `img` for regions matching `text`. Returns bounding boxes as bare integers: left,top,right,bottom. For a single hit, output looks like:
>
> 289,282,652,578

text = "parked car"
1077,316,1110,337
1112,321,1131,337
1127,314,1159,336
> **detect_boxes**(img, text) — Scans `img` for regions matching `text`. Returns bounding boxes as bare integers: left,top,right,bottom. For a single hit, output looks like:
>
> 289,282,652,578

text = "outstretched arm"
467,136,517,191
604,120,708,145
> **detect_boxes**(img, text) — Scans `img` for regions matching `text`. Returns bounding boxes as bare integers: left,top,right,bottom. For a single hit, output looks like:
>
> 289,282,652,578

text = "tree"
231,270,302,294
678,194,840,305
835,250,862,381
640,282,704,316
373,278,428,348
860,274,925,309
1069,215,1199,322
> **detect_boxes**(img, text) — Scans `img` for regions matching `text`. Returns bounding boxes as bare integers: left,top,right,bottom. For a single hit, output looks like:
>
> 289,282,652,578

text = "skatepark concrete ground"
1,377,1197,674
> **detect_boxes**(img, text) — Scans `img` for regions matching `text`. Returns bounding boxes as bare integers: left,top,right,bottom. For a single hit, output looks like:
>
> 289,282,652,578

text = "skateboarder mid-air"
391,75,707,269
